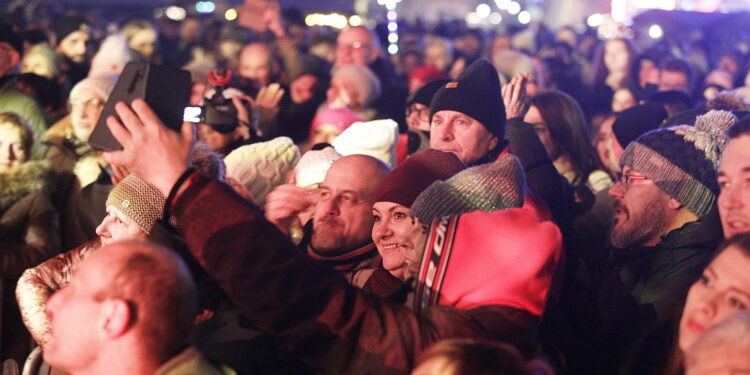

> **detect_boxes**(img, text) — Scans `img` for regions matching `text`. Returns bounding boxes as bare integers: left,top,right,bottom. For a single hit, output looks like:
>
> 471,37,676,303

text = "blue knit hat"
619,110,736,217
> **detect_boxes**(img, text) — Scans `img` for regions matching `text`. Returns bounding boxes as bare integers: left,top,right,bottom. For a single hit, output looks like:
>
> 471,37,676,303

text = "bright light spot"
388,33,398,43
508,1,521,15
166,6,186,20
466,12,481,25
349,15,362,26
476,4,492,18
388,21,398,31
518,10,531,24
611,0,627,22
587,13,604,27
495,0,511,9
648,24,663,39
196,1,215,14
489,12,502,24
634,0,675,10
387,11,397,20
305,13,349,29
225,8,238,21
388,44,398,54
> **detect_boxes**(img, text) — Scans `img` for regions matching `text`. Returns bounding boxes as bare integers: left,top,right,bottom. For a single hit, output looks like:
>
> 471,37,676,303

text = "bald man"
265,154,390,287
43,241,228,375
237,42,278,90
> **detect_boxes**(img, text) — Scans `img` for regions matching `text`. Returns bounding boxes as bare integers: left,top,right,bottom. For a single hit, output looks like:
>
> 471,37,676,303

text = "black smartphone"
89,62,192,151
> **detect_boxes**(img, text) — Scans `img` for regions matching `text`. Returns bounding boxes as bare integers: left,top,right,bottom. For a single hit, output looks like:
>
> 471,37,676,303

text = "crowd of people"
2,3,750,374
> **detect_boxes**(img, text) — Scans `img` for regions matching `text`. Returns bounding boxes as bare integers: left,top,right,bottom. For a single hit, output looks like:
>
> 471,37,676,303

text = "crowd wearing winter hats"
7,7,750,375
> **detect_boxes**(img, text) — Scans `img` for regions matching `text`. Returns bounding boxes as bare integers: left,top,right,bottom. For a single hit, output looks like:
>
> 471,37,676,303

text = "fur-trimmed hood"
0,160,55,213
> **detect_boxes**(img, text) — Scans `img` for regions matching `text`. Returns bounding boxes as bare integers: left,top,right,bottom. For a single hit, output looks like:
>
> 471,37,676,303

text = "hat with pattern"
411,152,526,223
106,175,165,235
619,110,736,217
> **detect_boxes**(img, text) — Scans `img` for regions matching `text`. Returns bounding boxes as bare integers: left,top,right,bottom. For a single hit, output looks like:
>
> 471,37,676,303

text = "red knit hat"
414,208,562,316
374,149,466,208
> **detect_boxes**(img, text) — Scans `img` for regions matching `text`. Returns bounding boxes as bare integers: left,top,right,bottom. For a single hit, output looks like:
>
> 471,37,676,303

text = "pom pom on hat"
374,149,466,208
295,146,342,189
332,119,400,167
411,153,526,223
224,137,301,206
105,175,165,235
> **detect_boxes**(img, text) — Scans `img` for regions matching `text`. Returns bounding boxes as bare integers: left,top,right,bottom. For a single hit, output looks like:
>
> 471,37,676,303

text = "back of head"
70,75,118,104
332,119,399,167
612,104,668,149
192,141,226,181
101,241,198,361
413,339,531,375
89,34,132,77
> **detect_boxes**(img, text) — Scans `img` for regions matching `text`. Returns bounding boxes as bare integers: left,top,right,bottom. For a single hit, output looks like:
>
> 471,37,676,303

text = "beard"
610,194,668,249
311,218,347,255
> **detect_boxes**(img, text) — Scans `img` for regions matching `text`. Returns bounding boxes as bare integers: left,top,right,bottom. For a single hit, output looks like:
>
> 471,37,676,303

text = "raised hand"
502,73,529,120
102,99,195,197
264,183,317,234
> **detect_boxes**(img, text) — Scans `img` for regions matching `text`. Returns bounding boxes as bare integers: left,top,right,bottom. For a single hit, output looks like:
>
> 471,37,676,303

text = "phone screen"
183,106,202,123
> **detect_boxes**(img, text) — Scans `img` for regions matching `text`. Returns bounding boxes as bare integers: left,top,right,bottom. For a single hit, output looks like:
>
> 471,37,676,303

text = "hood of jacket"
0,160,54,212
414,207,563,316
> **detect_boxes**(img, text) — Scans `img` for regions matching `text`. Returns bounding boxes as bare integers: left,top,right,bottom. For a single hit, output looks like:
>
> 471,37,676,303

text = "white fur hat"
332,119,399,167
224,137,300,206
89,34,132,78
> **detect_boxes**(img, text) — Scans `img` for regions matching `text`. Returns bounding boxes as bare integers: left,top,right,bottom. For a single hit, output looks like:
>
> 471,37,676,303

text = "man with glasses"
587,111,732,375
403,79,450,154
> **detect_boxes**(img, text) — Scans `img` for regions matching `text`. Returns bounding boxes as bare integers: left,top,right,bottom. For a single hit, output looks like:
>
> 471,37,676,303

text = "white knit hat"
224,137,300,206
295,146,342,189
69,75,118,103
333,65,382,107
332,119,399,167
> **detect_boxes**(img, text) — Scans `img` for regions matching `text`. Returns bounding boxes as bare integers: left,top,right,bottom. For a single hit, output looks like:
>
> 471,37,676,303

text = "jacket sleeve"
172,177,532,374
504,117,574,231
15,238,100,347
0,193,60,279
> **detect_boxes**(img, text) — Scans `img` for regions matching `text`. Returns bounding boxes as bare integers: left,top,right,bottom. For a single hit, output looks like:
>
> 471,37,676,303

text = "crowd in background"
2,2,750,374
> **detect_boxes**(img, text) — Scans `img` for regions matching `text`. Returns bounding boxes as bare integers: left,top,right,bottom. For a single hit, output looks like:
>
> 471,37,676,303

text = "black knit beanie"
429,59,506,137
612,104,668,148
55,16,89,44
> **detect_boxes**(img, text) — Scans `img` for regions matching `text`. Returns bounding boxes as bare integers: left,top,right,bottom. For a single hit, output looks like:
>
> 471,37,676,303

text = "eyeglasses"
69,98,105,111
336,42,371,52
617,173,648,192
405,104,429,122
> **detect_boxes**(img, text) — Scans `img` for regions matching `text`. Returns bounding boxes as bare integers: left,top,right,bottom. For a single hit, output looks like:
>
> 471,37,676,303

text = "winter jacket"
16,238,101,346
590,209,723,375
0,161,59,279
153,346,235,375
171,175,561,374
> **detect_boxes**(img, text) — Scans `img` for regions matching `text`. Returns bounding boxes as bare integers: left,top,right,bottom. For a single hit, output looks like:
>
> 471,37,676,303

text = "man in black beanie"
54,15,91,88
405,78,450,154
429,58,506,165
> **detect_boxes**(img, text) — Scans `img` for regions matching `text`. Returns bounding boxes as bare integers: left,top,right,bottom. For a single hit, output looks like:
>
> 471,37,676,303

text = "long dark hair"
529,90,603,185
589,38,638,89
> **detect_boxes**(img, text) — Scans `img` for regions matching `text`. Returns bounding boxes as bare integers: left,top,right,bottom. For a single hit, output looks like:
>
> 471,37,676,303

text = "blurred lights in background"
476,3,492,18
348,15,362,26
507,1,521,15
165,5,187,20
648,24,664,38
518,10,531,24
489,12,503,24
305,13,349,29
195,1,215,14
224,8,237,21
